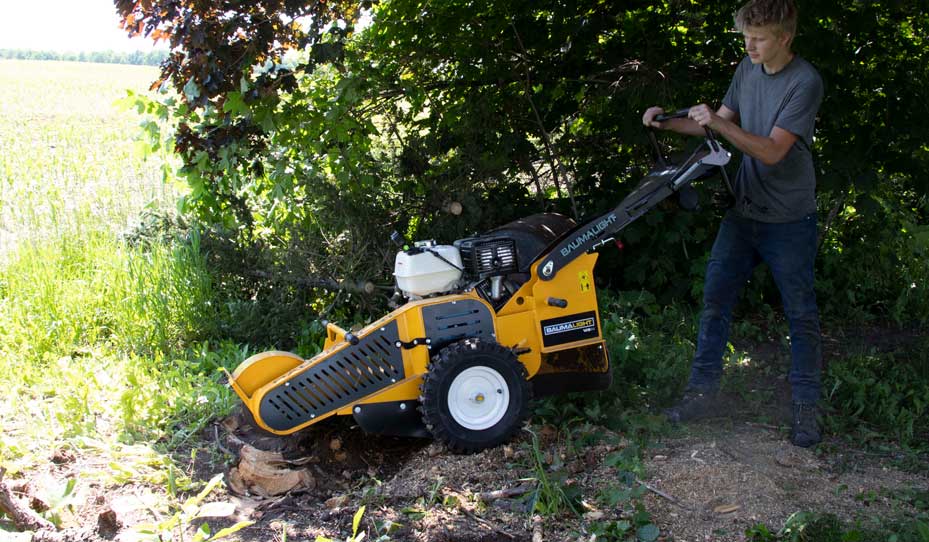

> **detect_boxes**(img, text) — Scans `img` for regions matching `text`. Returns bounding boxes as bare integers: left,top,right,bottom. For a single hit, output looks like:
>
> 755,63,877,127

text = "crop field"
0,59,235,481
0,59,172,250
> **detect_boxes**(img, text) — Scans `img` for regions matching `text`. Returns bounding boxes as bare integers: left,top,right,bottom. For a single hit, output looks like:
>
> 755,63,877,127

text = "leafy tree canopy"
116,0,929,333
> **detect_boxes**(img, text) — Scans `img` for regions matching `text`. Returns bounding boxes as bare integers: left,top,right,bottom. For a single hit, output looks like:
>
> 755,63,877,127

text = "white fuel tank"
394,241,463,297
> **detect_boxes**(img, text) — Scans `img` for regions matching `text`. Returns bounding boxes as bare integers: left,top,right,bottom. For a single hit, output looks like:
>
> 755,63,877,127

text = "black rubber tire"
420,338,531,453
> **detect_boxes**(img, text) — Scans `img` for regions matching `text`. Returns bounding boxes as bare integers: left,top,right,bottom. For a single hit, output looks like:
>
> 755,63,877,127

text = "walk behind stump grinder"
227,112,731,453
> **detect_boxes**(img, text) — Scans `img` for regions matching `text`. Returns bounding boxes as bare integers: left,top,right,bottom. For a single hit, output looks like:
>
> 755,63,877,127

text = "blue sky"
0,0,158,52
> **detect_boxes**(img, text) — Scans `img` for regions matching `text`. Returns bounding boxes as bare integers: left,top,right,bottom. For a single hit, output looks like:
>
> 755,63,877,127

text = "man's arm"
643,105,739,137
688,104,797,166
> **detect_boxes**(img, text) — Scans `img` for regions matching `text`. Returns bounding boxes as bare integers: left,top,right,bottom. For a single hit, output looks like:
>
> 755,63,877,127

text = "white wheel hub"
447,366,509,430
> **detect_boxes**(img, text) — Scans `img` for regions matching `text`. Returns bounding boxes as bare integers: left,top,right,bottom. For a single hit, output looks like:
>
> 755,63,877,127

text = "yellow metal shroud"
227,252,606,435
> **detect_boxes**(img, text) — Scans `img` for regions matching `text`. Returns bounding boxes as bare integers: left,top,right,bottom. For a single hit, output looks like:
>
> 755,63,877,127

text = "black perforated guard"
536,139,730,281
259,320,405,431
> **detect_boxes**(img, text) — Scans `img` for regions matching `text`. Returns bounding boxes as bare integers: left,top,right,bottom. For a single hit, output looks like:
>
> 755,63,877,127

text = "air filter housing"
455,237,518,279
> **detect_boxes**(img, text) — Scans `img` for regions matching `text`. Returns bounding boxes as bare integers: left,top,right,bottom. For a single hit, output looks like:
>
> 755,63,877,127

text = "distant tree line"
0,48,168,66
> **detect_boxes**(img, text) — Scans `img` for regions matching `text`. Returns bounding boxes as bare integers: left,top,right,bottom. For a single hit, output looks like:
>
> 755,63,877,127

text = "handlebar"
646,106,734,196
653,108,691,123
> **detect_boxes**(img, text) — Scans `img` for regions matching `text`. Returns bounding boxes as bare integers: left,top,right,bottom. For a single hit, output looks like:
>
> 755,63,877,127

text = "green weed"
40,478,79,528
132,473,253,542
316,505,373,542
522,429,582,517
824,346,929,447
587,517,660,542
589,440,661,542
746,510,929,542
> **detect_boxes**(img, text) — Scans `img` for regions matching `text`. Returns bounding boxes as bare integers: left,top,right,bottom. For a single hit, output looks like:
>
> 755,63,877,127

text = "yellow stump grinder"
227,115,731,452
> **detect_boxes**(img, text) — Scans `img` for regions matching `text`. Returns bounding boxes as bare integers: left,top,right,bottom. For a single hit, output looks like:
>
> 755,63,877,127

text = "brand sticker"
540,311,599,347
559,213,617,258
544,317,595,336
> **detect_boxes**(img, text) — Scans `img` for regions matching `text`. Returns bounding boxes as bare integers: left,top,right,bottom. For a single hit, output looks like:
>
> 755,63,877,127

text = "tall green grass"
0,60,237,476
0,232,213,360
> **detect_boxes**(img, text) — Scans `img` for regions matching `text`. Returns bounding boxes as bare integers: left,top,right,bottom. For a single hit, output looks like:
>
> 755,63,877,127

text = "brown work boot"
664,390,722,424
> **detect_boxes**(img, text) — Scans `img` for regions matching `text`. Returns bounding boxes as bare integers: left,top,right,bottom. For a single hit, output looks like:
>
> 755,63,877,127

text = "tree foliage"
117,0,929,336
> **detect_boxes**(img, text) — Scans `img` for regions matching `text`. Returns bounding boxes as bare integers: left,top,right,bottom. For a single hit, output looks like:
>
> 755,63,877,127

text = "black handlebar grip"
654,108,691,122
547,297,569,308
344,332,360,345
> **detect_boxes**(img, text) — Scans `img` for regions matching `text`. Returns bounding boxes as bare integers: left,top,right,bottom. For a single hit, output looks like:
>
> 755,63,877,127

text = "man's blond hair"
734,0,798,38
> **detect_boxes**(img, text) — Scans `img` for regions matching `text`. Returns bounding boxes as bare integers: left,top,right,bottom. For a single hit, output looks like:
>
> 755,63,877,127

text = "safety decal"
578,270,592,292
540,311,599,347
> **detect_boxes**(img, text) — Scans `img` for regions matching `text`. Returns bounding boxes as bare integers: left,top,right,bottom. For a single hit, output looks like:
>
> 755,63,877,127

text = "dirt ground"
3,329,928,542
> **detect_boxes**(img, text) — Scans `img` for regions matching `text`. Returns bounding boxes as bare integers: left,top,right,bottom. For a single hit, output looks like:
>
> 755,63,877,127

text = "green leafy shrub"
818,189,929,325
599,290,696,407
824,345,929,447
119,0,929,332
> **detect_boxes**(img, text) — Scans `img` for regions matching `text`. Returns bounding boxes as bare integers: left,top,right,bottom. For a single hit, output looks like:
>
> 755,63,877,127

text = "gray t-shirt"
722,55,824,222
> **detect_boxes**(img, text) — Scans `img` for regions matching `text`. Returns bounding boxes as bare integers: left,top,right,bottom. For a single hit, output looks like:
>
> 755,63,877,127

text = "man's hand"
688,104,724,129
712,189,735,210
642,106,666,128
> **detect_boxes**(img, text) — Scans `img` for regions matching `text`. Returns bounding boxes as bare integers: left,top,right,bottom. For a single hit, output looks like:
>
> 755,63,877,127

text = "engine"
393,213,577,305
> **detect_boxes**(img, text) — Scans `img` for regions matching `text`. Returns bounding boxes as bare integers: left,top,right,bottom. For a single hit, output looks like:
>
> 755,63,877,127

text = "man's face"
742,25,791,65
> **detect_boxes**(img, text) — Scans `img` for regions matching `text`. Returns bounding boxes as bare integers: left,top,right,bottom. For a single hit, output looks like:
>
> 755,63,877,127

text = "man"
642,0,824,447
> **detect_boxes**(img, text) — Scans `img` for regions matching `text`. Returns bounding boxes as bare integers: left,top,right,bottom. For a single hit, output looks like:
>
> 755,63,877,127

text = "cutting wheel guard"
536,136,730,281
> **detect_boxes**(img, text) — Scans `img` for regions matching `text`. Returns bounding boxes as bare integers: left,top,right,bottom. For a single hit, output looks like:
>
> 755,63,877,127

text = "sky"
0,0,159,52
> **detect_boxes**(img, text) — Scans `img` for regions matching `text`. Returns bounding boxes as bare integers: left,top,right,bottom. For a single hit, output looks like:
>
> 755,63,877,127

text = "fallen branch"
0,468,56,532
636,478,692,511
214,424,234,457
717,445,742,462
459,507,515,540
745,421,782,431
246,270,378,294
477,483,536,502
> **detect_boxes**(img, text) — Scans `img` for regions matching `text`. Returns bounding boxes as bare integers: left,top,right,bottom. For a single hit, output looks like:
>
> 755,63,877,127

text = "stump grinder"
227,112,730,452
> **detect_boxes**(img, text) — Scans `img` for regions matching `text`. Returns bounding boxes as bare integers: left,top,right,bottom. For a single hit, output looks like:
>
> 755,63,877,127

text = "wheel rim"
447,366,510,430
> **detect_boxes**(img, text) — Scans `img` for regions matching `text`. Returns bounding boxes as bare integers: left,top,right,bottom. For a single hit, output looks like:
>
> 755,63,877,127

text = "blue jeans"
689,211,822,404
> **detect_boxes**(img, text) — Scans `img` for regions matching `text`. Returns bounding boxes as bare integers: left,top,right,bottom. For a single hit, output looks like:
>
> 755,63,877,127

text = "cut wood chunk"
233,444,315,496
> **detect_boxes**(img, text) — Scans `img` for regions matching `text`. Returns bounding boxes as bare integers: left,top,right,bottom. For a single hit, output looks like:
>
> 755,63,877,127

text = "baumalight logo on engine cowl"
560,213,617,257
543,317,596,336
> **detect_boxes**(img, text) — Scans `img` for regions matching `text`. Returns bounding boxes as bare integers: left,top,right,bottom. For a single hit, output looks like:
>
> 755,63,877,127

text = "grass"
0,59,236,485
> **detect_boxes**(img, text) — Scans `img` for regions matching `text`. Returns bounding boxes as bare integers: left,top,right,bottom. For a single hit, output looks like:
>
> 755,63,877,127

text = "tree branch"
510,22,579,219
0,469,54,532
